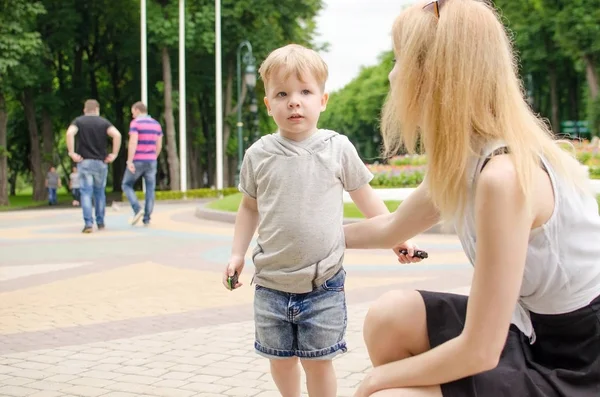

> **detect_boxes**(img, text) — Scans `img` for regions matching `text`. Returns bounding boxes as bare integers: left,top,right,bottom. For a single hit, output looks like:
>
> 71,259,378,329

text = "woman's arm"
344,181,440,250
358,158,533,394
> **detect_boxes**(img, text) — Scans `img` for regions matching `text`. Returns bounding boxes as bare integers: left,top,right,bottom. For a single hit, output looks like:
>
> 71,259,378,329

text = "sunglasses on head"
423,0,448,18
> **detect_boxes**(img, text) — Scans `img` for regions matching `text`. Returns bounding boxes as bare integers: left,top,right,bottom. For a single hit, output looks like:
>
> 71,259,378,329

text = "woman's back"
457,140,600,341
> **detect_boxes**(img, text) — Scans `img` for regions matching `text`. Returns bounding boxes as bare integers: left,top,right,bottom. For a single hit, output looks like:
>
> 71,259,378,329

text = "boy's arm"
230,195,259,262
223,195,259,289
349,183,422,260
348,184,389,218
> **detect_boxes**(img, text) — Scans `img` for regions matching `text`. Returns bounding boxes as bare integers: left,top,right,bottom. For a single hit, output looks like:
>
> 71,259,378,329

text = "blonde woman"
345,1,600,396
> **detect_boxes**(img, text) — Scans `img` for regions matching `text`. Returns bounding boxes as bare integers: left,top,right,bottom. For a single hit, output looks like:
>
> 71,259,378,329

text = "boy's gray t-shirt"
70,172,80,189
239,129,373,293
47,172,59,188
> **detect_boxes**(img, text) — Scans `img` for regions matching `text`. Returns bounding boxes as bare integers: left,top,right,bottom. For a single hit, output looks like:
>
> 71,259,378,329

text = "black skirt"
419,290,600,397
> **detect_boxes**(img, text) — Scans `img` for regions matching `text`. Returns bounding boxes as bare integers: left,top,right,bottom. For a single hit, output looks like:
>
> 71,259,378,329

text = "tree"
0,0,45,205
554,0,600,100
148,0,192,191
320,52,394,160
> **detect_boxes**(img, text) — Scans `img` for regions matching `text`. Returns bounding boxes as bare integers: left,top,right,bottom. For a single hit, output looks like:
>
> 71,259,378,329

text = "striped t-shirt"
129,115,162,161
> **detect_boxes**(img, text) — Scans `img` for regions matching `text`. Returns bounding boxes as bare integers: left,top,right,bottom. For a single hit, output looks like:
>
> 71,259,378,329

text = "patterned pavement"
0,202,471,396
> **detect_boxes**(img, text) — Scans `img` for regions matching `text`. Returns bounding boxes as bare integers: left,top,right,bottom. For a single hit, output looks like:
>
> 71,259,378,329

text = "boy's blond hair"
381,0,586,223
259,44,328,91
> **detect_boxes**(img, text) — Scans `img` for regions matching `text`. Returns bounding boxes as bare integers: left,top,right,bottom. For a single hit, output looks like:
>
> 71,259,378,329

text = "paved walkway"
0,203,471,396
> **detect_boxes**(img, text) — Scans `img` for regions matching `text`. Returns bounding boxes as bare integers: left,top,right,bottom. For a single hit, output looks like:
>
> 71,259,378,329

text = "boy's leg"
73,188,80,205
48,188,56,205
296,268,348,397
301,360,337,397
270,358,302,397
254,285,301,397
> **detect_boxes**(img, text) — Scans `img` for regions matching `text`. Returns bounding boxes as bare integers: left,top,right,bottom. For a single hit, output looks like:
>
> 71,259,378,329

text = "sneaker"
143,222,150,227
131,210,144,225
82,226,93,234
97,224,105,230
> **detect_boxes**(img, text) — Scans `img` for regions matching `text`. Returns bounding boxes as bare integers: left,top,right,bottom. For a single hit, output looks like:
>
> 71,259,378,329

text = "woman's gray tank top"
456,140,600,343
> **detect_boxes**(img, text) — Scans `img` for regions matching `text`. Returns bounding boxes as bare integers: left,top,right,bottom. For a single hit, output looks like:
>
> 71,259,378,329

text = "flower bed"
368,140,600,188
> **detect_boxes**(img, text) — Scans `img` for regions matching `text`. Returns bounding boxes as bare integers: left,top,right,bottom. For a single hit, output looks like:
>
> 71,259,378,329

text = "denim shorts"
253,268,348,360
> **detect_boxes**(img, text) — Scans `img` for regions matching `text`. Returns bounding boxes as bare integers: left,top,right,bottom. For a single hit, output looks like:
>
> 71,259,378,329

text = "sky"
314,0,414,92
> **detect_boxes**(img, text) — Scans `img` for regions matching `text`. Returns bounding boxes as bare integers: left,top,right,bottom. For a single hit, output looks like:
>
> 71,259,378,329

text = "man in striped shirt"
122,101,163,226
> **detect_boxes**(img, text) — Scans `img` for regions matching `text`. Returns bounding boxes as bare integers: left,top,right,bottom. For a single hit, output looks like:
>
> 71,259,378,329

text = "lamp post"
249,91,260,144
236,40,256,186
215,0,223,193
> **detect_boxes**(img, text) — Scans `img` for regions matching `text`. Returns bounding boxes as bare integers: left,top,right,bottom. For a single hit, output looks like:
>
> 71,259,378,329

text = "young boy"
45,166,61,205
222,44,417,397
69,166,81,206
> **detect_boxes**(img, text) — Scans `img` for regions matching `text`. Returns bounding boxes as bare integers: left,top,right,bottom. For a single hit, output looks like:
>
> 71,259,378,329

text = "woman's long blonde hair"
381,0,586,222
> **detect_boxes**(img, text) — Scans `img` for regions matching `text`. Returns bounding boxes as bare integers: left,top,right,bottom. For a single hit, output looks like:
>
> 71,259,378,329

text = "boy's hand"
222,256,245,290
392,239,423,264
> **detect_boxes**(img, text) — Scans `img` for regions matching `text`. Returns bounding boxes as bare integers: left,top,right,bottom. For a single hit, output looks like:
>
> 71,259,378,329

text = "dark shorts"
253,268,348,360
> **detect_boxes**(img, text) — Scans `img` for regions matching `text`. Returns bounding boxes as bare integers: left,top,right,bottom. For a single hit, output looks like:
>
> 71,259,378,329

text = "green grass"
209,193,600,218
0,193,72,211
207,193,247,212
208,193,403,219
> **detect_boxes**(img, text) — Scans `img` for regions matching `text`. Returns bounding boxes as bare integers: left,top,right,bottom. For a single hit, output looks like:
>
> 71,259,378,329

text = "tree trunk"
41,108,54,170
158,150,170,190
187,101,200,189
569,71,580,121
22,90,46,201
110,56,126,192
199,93,214,188
9,171,17,196
548,63,560,134
161,46,180,190
584,55,599,100
0,92,9,206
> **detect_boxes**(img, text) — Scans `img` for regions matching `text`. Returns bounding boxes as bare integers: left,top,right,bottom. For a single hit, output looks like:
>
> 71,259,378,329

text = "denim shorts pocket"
322,268,346,292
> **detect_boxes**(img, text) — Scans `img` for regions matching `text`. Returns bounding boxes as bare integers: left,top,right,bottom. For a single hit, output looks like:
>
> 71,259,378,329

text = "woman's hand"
354,372,376,397
393,239,423,264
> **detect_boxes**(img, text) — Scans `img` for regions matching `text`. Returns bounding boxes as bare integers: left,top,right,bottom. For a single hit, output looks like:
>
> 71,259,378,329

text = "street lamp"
236,40,256,186
249,91,260,144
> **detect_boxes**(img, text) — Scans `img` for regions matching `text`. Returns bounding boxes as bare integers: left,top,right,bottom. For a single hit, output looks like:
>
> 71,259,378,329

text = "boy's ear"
320,92,329,112
264,97,272,116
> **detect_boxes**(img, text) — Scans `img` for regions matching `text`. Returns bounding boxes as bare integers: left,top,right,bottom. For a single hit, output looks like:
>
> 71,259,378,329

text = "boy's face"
264,69,328,141
50,167,55,173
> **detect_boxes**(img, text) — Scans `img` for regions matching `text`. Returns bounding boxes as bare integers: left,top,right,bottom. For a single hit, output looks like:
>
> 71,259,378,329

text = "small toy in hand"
399,249,429,259
227,272,239,290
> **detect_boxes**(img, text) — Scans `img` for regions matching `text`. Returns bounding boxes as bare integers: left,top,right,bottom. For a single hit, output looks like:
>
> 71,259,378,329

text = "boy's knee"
300,358,333,372
270,357,299,371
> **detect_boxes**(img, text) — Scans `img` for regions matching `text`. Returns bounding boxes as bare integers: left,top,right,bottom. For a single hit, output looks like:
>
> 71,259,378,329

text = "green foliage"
554,0,600,60
0,1,46,78
0,192,71,211
207,192,404,219
206,192,245,211
319,52,394,161
126,187,239,201
2,0,326,195
369,171,425,188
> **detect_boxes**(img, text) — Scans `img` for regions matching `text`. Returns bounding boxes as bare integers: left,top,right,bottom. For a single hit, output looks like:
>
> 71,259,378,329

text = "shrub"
123,187,239,201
